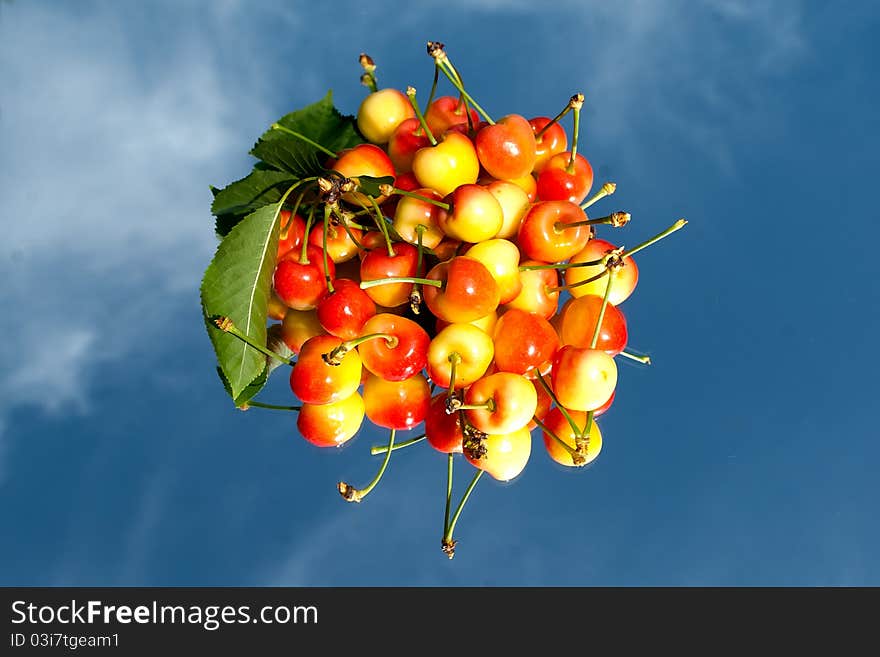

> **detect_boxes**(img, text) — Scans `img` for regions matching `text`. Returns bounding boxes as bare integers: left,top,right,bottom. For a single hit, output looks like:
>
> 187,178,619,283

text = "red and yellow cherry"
593,389,615,418
289,334,362,405
465,426,531,481
357,88,415,145
267,291,288,321
527,377,553,430
484,180,531,240
463,239,522,304
427,323,494,389
435,309,497,337
425,393,464,454
517,200,591,263
565,239,639,304
297,391,365,448
315,278,376,340
437,184,503,243
330,143,396,205
423,256,500,323
280,307,326,354
559,294,627,355
541,407,602,467
363,372,430,430
475,114,537,181
492,308,558,375
529,117,568,174
274,244,336,310
551,346,618,412
412,131,480,197
357,313,430,382
463,372,538,434
425,95,479,136
504,262,559,319
387,117,431,174
359,242,418,307
308,222,362,264
392,187,445,250
536,151,594,204
380,170,420,220
277,210,307,260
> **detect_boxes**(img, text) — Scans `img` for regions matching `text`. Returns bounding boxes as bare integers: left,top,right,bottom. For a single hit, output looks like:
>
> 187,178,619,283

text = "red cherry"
475,114,537,181
422,256,500,323
536,152,594,204
273,245,336,310
425,95,479,136
316,278,376,340
529,117,568,173
363,373,431,430
357,313,430,382
359,242,419,307
492,309,559,375
517,200,591,263
559,295,628,355
425,393,464,454
277,210,307,261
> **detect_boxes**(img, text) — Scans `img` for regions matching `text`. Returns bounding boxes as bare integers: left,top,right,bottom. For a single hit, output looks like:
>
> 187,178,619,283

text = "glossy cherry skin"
536,151,594,204
517,200,591,263
316,278,376,340
280,307,326,354
492,309,558,375
475,114,537,181
330,143,396,205
527,376,554,430
464,372,538,434
593,389,615,418
541,407,602,467
274,245,336,310
425,393,464,454
565,238,639,305
422,256,500,323
388,117,432,174
463,239,522,304
437,184,503,243
357,313,430,382
427,323,494,389
290,334,362,405
357,88,415,145
363,372,430,430
412,131,480,198
298,391,365,448
465,426,531,482
308,222,362,264
277,210,307,261
392,187,446,250
559,295,627,355
425,95,479,136
551,346,617,412
503,262,559,320
528,117,568,173
359,242,419,307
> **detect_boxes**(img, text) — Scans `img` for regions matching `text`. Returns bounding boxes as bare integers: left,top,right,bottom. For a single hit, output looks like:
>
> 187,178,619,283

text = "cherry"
422,256,500,323
359,242,419,307
277,210,307,261
280,307,326,354
529,116,568,173
274,244,336,311
298,391,365,448
517,200,592,263
357,88,415,145
462,372,538,435
363,373,430,430
316,278,376,340
289,334,362,405
427,323,494,389
564,238,639,304
536,151,594,204
475,114,537,180
551,345,618,412
412,131,480,197
492,308,558,375
330,143,396,205
388,117,431,174
541,407,602,467
425,393,464,454
356,313,430,382
465,426,531,482
437,184,503,243
463,239,522,304
504,261,559,319
425,95,479,136
308,221,362,264
559,294,628,355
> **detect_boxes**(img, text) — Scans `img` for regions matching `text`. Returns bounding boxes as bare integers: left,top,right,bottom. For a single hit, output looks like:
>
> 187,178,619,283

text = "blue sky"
1,1,878,585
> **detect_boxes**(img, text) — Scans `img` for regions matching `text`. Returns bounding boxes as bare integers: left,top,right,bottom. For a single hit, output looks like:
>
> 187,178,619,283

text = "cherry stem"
534,371,581,440
339,429,396,503
387,187,449,210
279,191,306,242
427,62,440,109
618,349,652,365
546,268,608,295
589,267,615,349
322,206,334,294
435,57,494,125
442,468,484,559
519,258,604,272
331,207,365,251
299,204,316,264
532,415,582,462
359,52,378,93
447,352,461,396
621,219,688,259
554,211,630,231
208,316,294,367
406,86,437,146
566,95,584,174
443,452,454,538
270,123,337,158
536,106,573,140
577,410,595,453
360,276,442,290
342,332,399,351
454,399,496,413
366,196,395,258
411,225,426,314
370,433,426,456
243,400,301,411
580,182,617,210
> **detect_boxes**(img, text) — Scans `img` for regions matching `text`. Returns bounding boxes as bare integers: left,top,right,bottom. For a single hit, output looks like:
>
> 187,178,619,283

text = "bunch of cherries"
218,43,685,558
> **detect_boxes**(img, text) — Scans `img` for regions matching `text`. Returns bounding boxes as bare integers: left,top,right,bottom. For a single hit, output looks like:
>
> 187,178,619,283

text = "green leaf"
250,91,363,177
217,365,268,407
353,175,395,199
201,201,284,399
211,168,296,217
